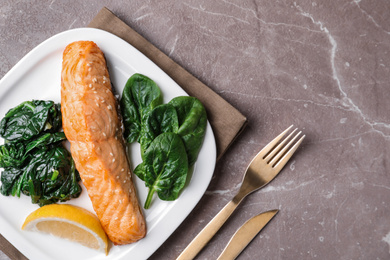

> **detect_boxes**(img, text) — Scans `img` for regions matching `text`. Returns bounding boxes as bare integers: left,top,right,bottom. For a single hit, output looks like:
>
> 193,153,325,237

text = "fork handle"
176,198,242,260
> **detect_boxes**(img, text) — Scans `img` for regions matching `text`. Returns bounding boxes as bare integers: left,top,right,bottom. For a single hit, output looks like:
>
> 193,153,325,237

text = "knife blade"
216,209,279,260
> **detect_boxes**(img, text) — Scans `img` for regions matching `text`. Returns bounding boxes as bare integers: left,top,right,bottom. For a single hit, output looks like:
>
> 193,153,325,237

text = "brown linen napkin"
0,7,247,260
0,235,27,260
88,7,247,161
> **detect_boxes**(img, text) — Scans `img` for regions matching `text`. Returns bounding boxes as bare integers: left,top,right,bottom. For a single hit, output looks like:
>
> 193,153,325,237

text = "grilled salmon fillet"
61,41,146,245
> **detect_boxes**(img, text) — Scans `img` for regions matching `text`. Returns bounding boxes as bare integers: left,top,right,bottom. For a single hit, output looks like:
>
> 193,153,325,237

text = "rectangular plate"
0,28,216,260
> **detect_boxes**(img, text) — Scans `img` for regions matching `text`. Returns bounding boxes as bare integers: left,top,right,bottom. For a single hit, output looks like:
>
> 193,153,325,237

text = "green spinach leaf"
135,132,188,209
0,142,27,169
13,146,81,206
169,96,207,166
120,75,208,209
0,132,66,169
25,132,67,154
139,104,179,157
120,73,163,143
0,100,81,206
0,100,61,142
0,167,23,197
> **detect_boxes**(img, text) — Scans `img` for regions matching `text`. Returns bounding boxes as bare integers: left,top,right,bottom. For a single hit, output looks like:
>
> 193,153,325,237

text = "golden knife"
216,209,279,260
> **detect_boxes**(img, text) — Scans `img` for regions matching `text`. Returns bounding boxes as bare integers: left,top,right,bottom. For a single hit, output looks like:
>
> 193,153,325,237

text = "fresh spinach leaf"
120,73,163,143
169,96,207,166
120,75,208,209
139,104,179,157
136,132,188,209
134,161,146,182
0,100,61,142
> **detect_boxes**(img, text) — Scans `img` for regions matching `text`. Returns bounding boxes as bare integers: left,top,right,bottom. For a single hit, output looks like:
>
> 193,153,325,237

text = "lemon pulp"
22,204,108,254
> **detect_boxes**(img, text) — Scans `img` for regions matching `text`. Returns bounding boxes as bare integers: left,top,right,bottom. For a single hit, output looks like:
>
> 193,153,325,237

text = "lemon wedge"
22,204,108,255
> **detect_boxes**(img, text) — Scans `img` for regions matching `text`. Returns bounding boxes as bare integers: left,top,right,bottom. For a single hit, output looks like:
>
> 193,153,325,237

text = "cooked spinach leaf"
139,104,179,157
25,132,66,154
0,100,81,206
0,100,61,142
0,132,66,169
169,96,207,166
0,167,23,197
120,73,163,143
135,132,188,209
1,143,81,206
12,146,81,206
0,142,26,169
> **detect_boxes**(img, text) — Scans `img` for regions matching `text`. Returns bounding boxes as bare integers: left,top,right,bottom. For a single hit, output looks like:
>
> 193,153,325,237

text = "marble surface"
1,0,390,259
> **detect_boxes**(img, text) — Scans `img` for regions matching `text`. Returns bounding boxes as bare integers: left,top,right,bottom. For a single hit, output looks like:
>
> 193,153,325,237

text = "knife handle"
176,198,241,260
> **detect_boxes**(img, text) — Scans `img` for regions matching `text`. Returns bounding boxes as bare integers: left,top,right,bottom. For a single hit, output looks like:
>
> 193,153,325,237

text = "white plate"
0,28,216,260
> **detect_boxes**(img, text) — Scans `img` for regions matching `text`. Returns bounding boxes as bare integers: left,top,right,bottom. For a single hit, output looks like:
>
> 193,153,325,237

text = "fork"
176,125,305,260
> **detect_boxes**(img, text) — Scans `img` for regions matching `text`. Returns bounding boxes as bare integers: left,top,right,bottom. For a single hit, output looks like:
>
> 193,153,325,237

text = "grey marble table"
0,252,8,260
1,0,389,259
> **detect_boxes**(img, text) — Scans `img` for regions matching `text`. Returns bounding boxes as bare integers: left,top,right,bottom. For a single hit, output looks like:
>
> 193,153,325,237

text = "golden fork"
177,125,305,260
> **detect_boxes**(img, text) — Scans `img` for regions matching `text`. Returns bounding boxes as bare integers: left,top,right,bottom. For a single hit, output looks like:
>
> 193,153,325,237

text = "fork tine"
268,130,301,165
264,128,298,163
272,134,305,170
258,125,294,158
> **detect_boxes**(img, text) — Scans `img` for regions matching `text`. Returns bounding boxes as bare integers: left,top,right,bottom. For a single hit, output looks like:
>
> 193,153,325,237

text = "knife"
216,209,279,260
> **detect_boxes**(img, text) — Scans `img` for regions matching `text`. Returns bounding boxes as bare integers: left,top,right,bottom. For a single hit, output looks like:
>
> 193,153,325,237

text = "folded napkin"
0,235,26,260
0,7,247,259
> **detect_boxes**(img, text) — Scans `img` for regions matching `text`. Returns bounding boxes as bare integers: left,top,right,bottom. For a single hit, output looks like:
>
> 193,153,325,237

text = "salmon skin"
61,41,146,245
